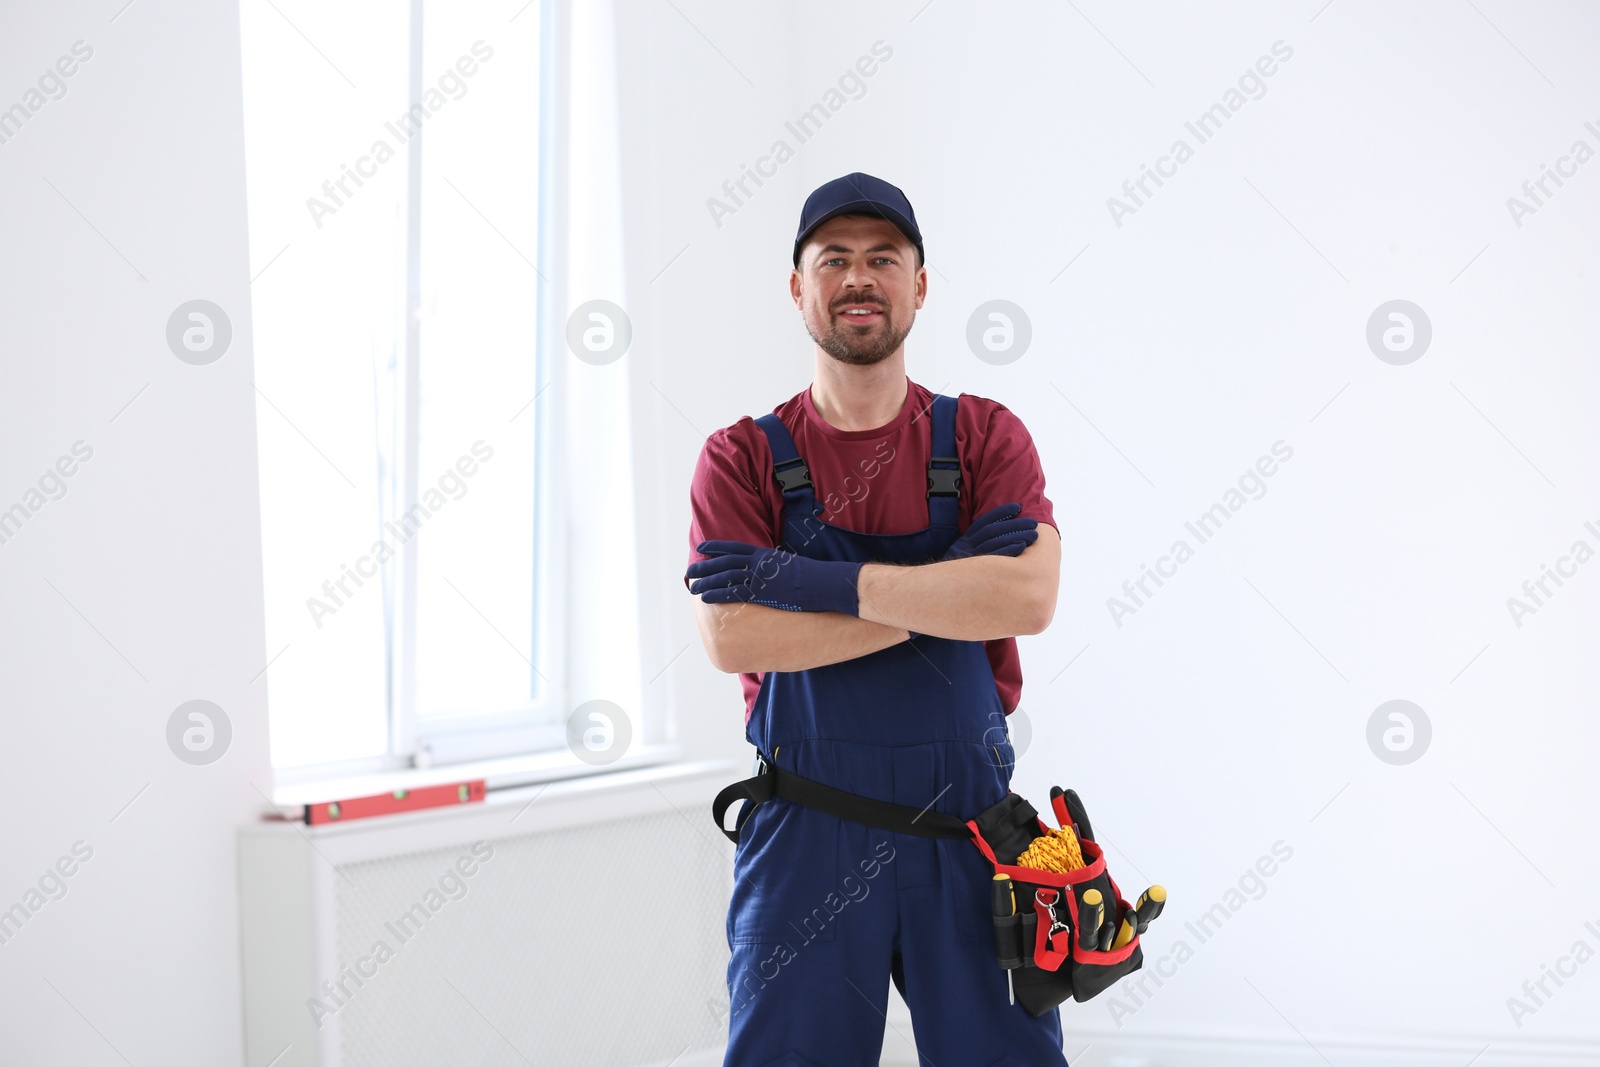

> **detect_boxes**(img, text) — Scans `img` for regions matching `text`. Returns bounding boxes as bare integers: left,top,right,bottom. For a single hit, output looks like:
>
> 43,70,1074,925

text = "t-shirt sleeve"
686,421,779,589
970,402,1057,536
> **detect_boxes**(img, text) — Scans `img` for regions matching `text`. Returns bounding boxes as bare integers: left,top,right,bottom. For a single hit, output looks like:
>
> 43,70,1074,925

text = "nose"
839,258,877,295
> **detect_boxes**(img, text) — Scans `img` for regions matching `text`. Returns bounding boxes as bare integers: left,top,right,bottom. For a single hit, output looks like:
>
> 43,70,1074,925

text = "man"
685,172,1067,1065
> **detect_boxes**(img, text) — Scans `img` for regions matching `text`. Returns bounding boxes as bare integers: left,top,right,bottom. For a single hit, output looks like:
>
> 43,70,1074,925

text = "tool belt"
713,752,1144,1015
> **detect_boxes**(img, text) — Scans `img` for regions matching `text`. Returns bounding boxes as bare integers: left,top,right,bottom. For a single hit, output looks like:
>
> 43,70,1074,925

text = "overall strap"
926,393,962,529
753,413,818,518
756,394,962,531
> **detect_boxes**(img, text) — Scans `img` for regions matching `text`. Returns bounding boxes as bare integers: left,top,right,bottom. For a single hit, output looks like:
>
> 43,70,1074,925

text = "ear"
913,263,928,310
790,268,804,309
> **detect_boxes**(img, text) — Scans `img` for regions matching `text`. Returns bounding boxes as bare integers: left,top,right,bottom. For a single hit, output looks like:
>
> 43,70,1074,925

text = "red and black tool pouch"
965,789,1144,1016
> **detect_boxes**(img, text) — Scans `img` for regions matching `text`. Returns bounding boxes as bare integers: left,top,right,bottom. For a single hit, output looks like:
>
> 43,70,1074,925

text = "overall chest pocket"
728,798,841,945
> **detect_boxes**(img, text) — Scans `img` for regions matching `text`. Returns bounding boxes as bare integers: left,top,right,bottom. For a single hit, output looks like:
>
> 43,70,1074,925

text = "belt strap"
712,757,974,844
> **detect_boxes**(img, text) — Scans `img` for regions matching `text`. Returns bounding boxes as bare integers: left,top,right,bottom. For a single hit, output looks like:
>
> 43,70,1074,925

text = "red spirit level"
305,780,487,825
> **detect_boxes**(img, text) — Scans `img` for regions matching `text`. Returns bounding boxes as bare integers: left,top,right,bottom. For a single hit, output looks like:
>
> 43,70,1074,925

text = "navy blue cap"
792,172,924,268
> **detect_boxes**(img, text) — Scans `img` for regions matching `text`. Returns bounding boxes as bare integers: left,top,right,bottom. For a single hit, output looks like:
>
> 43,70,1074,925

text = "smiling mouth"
836,305,884,323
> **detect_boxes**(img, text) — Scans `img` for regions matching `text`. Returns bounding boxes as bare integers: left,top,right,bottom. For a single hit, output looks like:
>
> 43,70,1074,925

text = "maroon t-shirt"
686,378,1057,725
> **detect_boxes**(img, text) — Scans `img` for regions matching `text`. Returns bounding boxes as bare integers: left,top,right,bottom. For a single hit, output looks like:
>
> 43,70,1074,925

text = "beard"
806,299,914,366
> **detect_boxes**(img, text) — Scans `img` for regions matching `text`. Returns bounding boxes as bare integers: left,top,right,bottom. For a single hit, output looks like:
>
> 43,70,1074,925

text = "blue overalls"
722,394,1070,1067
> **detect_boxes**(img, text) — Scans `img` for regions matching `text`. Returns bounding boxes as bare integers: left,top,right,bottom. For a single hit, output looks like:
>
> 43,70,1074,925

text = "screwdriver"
991,874,1020,1005
1135,885,1166,933
1079,888,1104,950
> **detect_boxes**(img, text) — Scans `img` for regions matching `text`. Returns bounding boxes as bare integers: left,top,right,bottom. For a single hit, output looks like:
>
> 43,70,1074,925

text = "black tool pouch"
967,789,1144,1015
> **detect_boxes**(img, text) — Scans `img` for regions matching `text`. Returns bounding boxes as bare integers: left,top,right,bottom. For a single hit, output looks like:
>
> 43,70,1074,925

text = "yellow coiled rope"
1014,825,1086,874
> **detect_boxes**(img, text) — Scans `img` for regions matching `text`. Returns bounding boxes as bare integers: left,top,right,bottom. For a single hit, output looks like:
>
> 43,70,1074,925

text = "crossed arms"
690,523,1060,674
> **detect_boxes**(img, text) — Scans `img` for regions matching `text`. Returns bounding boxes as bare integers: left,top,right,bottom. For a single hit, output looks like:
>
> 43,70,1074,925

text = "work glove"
685,541,864,615
941,502,1039,561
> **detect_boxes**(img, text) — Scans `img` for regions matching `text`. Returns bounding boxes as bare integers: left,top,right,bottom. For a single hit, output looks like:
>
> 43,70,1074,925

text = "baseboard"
676,993,1599,1066
876,1026,1600,1067
644,1052,723,1067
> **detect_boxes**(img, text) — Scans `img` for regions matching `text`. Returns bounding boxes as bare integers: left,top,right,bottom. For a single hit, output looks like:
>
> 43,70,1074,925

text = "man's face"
791,214,926,366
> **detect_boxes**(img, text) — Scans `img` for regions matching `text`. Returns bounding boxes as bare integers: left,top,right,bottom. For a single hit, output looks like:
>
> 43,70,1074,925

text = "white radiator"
239,761,737,1067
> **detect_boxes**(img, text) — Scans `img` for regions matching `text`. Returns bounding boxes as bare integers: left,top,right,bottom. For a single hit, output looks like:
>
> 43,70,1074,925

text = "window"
240,0,557,777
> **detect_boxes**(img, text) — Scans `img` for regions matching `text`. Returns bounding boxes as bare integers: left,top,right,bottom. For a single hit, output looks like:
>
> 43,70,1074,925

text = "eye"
873,256,894,265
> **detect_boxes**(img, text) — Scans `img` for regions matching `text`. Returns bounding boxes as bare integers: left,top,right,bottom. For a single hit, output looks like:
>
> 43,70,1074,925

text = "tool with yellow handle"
991,874,1021,1005
1112,884,1168,948
1111,909,1138,949
1078,888,1104,950
1134,884,1166,933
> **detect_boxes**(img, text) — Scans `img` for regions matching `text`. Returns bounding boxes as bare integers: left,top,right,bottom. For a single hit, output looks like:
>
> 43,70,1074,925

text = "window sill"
264,741,689,817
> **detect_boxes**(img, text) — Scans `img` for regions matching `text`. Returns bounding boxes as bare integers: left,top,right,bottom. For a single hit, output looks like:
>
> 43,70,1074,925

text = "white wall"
0,2,270,1065
3,0,1596,1062
623,0,1600,1058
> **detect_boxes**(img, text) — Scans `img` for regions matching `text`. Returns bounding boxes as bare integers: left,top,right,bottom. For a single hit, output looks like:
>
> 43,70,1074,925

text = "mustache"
831,294,887,311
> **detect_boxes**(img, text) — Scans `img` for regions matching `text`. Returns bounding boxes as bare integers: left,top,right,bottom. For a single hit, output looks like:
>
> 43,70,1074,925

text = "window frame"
257,0,572,791
385,0,567,769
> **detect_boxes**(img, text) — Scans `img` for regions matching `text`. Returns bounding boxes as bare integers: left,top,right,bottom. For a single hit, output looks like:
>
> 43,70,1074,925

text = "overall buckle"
773,459,812,493
927,457,961,497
